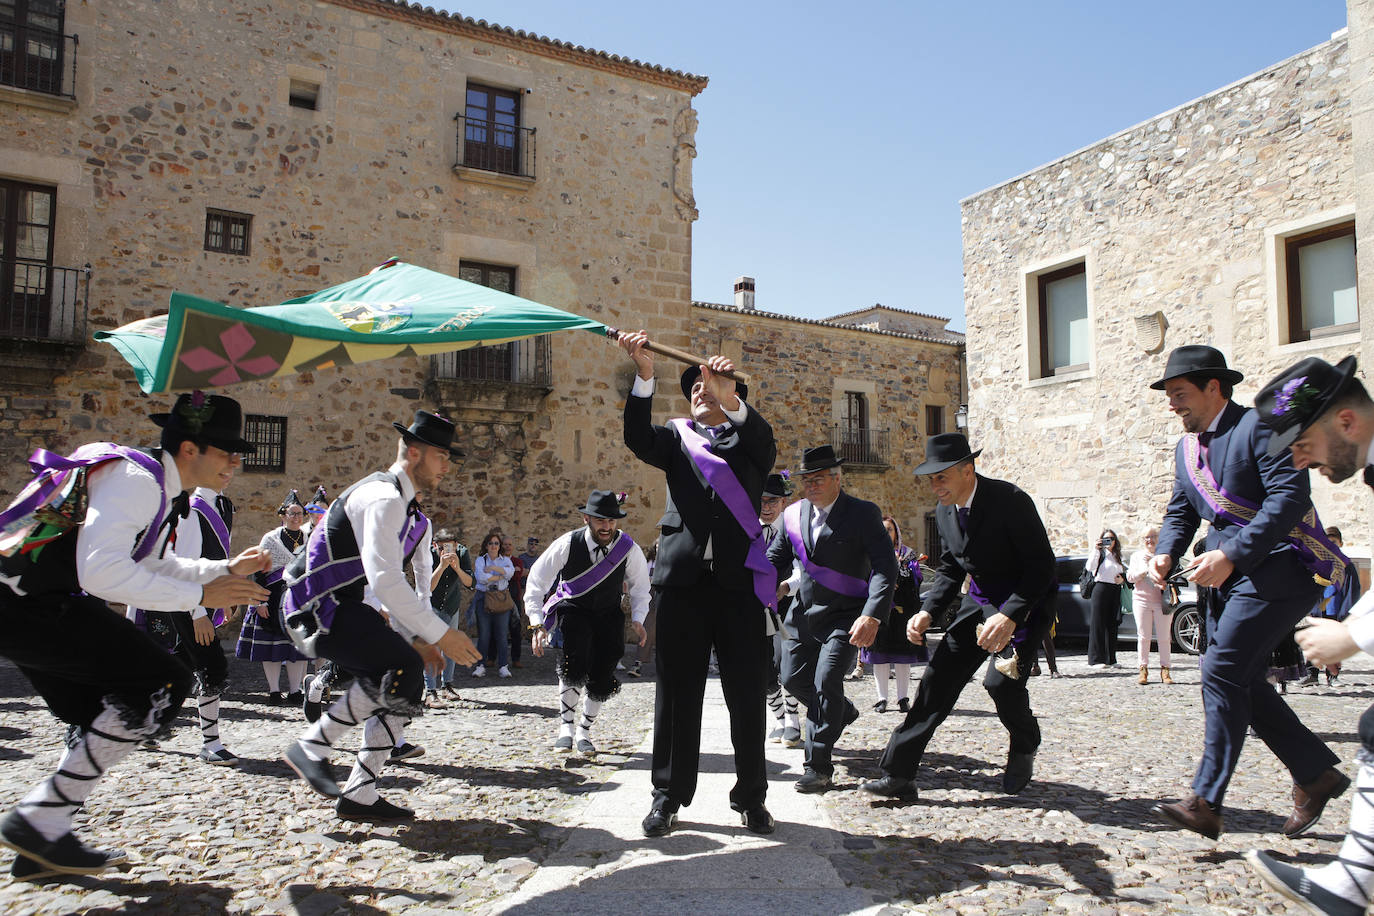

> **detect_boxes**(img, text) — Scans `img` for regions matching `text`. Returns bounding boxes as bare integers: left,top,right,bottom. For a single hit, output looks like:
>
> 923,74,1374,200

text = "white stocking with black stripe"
297,681,373,762
16,706,140,842
199,694,225,753
341,713,405,804
558,679,580,739
766,686,785,724
1306,763,1374,906
577,696,602,742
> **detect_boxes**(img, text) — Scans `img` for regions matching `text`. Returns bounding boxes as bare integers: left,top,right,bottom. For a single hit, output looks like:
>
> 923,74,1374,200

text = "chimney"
733,276,755,310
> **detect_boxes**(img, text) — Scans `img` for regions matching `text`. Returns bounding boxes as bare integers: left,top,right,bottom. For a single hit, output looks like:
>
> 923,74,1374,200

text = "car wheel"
1171,603,1202,655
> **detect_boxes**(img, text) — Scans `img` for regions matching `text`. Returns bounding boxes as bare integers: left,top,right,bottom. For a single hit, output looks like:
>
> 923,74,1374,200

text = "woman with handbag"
471,532,516,678
1126,527,1172,684
1086,529,1126,669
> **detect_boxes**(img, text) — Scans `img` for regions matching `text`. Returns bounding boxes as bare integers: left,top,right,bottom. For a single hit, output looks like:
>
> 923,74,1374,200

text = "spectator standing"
425,528,474,705
1126,527,1173,685
862,515,929,713
1086,530,1126,668
471,533,515,678
237,491,312,703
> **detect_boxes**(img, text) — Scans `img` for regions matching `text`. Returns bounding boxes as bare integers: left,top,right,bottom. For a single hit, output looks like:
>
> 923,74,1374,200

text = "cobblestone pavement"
0,643,1366,914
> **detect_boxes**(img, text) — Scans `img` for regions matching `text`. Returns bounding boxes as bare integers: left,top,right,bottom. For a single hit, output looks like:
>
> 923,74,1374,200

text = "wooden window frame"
242,414,287,473
1036,261,1087,378
463,83,522,175
204,209,252,256
0,177,57,337
1285,221,1358,343
925,404,944,437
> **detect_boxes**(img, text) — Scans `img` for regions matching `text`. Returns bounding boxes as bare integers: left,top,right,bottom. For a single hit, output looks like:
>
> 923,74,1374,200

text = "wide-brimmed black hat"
393,410,465,458
798,445,843,474
1149,345,1245,390
579,489,627,519
1256,356,1360,456
913,433,982,476
151,392,256,454
763,471,793,498
680,366,749,403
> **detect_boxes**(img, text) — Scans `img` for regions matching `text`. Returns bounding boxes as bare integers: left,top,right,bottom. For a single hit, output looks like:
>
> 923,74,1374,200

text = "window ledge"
0,84,77,113
427,377,551,422
1026,366,1094,388
451,165,536,191
1277,329,1362,355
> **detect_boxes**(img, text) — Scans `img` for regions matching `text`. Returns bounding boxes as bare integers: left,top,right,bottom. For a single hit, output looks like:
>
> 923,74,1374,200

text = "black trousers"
314,600,425,716
146,611,229,695
651,577,769,810
0,591,192,736
879,603,1054,780
558,602,625,701
1087,583,1121,666
782,614,858,775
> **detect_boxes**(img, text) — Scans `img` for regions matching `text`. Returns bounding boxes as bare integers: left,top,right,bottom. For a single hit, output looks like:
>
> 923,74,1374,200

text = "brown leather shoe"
1284,767,1351,838
1152,793,1222,839
1161,667,1174,684
1138,666,1149,685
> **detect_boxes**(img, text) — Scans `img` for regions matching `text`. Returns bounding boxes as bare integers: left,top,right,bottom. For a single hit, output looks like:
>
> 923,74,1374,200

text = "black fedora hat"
151,392,256,454
579,489,627,519
913,433,982,476
393,410,465,459
1256,355,1360,456
680,366,749,404
763,471,793,498
1149,345,1245,390
798,445,843,474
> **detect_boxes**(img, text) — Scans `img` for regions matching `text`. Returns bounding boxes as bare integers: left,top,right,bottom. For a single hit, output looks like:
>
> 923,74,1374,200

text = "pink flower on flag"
179,323,282,385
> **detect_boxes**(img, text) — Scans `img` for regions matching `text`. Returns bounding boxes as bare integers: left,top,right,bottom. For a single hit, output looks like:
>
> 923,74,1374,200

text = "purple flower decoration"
176,388,215,435
779,469,791,480
616,491,628,505
1273,376,1320,418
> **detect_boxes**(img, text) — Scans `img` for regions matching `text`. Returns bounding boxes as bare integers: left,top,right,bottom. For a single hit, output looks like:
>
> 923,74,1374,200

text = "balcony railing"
454,113,536,179
0,260,89,344
432,335,552,386
831,424,890,468
0,18,77,99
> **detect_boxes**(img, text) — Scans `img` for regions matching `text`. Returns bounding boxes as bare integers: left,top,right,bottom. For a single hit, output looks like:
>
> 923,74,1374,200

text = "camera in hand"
1097,537,1113,548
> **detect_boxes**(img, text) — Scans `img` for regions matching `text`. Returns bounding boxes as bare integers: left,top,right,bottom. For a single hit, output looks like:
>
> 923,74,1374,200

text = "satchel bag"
483,587,515,613
1078,566,1097,600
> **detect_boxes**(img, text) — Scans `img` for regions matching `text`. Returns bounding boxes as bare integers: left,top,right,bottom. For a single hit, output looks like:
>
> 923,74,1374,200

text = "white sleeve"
624,544,651,623
345,481,448,644
630,375,656,398
413,527,434,604
1346,590,1374,655
76,460,224,611
523,533,573,625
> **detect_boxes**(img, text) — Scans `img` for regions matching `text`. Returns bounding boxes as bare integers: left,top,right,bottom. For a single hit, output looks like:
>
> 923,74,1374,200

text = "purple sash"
540,531,636,629
781,502,869,598
190,493,233,627
1183,434,1350,586
668,419,777,611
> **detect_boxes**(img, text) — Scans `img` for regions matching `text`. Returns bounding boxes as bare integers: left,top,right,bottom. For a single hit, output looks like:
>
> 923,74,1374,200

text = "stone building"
961,0,1374,567
0,0,962,553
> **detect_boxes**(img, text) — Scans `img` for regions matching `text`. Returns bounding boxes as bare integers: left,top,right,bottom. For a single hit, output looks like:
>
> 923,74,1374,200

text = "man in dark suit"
859,433,1056,802
1147,345,1347,841
770,445,895,792
619,331,777,838
1243,355,1374,916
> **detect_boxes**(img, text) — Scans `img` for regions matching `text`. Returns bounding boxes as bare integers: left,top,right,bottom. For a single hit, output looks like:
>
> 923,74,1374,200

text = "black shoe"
641,802,678,837
0,812,125,876
843,703,860,728
768,726,784,744
284,743,341,798
1003,751,1035,794
872,699,887,713
740,805,775,835
794,768,832,793
336,796,414,823
268,691,283,705
782,725,802,748
1245,849,1366,916
389,742,425,762
285,691,304,706
858,775,919,801
10,854,59,882
898,697,910,714
625,662,643,678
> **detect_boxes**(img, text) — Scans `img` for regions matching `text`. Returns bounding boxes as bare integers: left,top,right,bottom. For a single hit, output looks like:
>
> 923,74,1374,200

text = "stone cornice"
692,301,965,347
321,0,709,96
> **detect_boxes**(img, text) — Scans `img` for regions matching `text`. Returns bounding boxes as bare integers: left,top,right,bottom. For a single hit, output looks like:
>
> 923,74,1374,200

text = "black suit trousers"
879,605,1053,779
651,577,769,810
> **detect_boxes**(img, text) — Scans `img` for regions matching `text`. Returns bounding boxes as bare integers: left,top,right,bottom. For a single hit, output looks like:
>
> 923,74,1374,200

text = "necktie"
812,507,827,538
157,491,191,558
956,507,970,534
762,524,775,544
594,544,608,561
1197,431,1215,470
1364,465,1374,489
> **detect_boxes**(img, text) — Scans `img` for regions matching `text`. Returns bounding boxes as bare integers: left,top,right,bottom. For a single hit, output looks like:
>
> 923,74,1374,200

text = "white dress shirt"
343,461,448,645
523,527,651,627
168,486,226,620
74,452,229,611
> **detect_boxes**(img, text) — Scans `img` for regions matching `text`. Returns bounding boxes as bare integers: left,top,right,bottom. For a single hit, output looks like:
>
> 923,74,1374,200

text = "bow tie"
707,424,730,440
407,497,421,517
1364,465,1374,489
594,544,609,560
168,491,191,521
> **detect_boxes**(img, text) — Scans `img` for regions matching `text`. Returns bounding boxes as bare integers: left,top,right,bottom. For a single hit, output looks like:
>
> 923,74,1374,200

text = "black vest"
558,532,628,613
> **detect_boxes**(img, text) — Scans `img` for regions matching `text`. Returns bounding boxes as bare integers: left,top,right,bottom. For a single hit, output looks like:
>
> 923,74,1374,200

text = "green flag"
95,261,607,393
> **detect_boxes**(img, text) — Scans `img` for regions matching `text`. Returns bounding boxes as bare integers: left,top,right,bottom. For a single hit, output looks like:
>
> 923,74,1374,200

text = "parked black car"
1050,556,1202,654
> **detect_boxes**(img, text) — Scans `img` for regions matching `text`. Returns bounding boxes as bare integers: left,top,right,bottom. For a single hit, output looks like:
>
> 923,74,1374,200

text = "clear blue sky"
435,1,1350,330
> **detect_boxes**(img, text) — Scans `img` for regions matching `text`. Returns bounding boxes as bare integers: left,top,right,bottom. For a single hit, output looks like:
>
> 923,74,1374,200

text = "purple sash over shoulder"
1183,434,1349,586
540,531,636,629
668,418,777,612
781,502,869,598
190,493,232,626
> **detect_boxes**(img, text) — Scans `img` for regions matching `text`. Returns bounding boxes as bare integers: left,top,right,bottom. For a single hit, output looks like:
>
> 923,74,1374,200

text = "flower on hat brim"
1273,376,1322,418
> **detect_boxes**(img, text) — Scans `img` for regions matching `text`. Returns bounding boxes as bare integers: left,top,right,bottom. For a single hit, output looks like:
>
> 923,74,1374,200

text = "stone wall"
961,33,1370,560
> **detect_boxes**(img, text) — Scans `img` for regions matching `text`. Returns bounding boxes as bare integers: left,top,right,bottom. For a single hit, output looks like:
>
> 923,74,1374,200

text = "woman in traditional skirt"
235,489,310,704
862,515,929,713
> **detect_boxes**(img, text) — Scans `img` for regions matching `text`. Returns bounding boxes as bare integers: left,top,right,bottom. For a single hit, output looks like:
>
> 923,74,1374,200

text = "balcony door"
0,179,56,338
0,0,65,95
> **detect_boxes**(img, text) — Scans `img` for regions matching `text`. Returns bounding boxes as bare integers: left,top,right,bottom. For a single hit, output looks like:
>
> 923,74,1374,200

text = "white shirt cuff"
631,375,655,398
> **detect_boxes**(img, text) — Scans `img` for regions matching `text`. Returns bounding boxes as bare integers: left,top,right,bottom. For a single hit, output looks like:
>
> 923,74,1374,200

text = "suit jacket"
623,387,776,596
922,475,1055,626
768,490,896,630
1156,400,1314,591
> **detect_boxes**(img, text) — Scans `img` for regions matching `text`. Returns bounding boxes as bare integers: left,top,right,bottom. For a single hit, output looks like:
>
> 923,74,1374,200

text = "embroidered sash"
190,493,233,626
1183,433,1349,586
668,418,777,611
540,531,636,629
781,502,870,598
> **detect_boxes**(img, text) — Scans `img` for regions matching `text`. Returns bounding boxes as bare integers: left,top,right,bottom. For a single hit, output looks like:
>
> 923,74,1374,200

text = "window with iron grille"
242,414,286,473
432,261,555,385
463,83,521,175
0,177,55,338
204,209,251,256
925,405,944,437
1,0,66,96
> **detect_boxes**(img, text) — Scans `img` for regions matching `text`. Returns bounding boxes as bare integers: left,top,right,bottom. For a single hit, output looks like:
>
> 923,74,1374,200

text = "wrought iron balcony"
831,424,890,468
0,260,89,345
0,14,77,99
432,335,551,387
454,113,536,179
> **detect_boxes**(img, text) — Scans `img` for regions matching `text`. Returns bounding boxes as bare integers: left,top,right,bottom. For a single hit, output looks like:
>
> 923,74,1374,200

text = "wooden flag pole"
604,327,752,386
